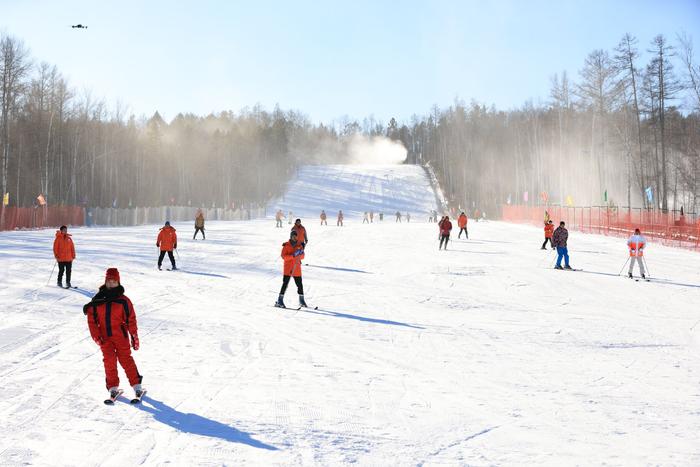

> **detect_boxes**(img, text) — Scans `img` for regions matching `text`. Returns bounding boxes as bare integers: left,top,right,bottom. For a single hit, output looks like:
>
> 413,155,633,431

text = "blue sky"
2,0,699,124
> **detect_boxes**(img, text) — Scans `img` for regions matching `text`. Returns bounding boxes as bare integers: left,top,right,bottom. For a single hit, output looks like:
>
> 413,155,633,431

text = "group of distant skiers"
275,209,417,226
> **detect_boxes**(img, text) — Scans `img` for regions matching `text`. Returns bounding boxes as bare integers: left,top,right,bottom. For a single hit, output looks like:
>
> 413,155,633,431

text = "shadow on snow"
133,396,278,450
304,263,373,274
301,308,424,329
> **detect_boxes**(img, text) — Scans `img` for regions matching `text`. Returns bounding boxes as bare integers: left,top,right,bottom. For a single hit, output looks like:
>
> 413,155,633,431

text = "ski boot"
57,279,63,287
641,274,646,279
158,265,162,271
274,295,286,308
628,272,633,279
564,265,572,270
299,294,308,308
133,384,145,398
109,387,121,399
554,265,563,270
171,266,178,270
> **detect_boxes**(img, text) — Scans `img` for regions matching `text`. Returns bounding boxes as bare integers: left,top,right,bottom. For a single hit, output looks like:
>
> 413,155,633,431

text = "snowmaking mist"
347,135,407,165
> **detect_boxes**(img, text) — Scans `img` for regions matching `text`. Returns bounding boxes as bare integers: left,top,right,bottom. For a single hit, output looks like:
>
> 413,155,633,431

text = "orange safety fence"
501,205,700,251
0,206,85,231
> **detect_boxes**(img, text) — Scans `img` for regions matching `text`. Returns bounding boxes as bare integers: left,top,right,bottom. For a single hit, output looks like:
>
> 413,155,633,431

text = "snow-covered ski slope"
1,183,700,464
270,164,438,218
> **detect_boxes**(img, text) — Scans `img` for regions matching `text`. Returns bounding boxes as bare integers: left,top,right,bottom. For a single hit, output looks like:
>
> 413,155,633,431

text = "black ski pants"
57,261,72,284
542,237,553,249
194,227,205,239
279,275,303,295
158,250,176,268
458,227,468,239
439,234,450,250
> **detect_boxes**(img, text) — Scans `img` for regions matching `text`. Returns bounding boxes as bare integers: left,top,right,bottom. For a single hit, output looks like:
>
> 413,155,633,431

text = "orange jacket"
84,285,138,346
544,223,554,238
157,226,177,251
627,234,646,257
292,224,308,244
53,231,76,262
458,214,468,228
281,240,305,277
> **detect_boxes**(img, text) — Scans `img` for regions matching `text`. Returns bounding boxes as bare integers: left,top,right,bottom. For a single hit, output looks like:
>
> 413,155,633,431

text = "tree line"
392,33,700,215
1,32,699,214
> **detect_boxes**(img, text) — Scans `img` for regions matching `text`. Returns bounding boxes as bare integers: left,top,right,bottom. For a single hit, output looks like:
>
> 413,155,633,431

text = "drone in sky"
71,24,88,29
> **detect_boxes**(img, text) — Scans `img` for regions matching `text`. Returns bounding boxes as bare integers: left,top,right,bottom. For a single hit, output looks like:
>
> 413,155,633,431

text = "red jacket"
157,226,177,251
544,223,554,238
53,231,76,262
281,240,305,277
84,285,138,346
458,214,468,228
292,224,308,244
440,219,453,235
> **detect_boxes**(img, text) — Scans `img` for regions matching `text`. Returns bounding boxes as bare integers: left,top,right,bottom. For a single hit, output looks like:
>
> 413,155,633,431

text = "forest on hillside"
1,32,698,213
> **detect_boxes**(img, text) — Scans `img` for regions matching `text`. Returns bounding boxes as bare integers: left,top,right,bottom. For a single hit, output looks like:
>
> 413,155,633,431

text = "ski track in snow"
2,207,700,462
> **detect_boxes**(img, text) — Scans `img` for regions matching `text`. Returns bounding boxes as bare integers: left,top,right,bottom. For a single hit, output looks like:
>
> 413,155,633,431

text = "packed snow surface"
1,217,699,465
270,164,438,218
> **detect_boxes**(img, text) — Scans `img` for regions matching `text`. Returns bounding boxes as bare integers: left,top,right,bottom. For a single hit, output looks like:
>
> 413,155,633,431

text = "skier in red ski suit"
83,268,143,398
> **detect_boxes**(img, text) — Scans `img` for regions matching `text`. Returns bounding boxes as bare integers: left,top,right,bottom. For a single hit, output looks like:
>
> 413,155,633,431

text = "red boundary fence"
0,206,85,231
501,205,700,251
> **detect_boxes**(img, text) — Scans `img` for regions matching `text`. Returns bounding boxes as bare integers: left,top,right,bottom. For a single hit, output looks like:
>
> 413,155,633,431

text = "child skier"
53,225,76,288
156,221,177,270
541,220,554,249
627,228,646,279
275,230,307,308
83,268,144,401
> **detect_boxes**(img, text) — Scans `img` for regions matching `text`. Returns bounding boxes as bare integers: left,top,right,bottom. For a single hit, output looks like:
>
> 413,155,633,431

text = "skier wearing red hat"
83,268,144,402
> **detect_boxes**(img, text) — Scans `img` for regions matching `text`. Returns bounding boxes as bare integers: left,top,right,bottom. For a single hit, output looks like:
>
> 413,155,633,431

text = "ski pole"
175,249,180,260
46,261,57,286
642,256,651,278
617,257,630,276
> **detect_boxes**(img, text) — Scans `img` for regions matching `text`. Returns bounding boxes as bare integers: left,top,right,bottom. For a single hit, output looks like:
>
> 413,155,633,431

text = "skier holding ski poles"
626,228,646,279
83,268,145,403
275,230,307,308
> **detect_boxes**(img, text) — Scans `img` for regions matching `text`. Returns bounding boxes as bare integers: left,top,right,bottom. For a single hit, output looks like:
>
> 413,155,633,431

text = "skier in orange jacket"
53,225,76,288
275,230,307,308
457,212,468,239
156,221,177,270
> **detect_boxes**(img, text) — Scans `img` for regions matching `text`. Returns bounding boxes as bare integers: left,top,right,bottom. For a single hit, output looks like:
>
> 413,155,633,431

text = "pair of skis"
103,389,147,405
273,303,319,311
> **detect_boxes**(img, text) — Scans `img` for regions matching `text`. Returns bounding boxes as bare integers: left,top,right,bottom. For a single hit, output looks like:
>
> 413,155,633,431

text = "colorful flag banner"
565,195,574,207
544,210,551,223
540,191,548,203
2,192,8,206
